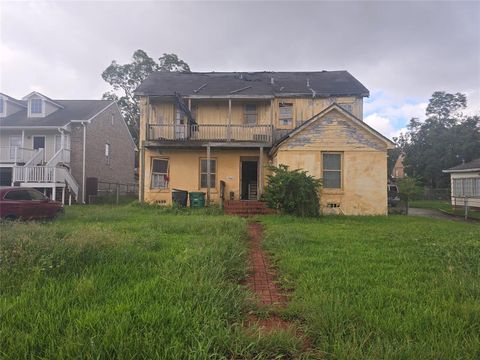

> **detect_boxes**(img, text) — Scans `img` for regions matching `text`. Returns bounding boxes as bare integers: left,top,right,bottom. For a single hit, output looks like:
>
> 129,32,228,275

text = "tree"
102,50,190,144
396,92,480,188
264,164,322,217
397,177,422,215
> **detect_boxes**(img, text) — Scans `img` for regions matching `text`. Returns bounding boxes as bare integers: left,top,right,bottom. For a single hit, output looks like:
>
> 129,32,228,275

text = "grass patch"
410,199,480,220
0,205,297,359
261,215,480,359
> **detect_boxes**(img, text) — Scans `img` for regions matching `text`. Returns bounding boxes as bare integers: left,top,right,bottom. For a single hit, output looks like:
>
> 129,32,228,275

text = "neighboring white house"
443,158,480,209
0,91,136,204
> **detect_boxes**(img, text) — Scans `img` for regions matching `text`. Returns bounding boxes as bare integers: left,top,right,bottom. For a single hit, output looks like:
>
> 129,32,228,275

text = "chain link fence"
88,181,138,205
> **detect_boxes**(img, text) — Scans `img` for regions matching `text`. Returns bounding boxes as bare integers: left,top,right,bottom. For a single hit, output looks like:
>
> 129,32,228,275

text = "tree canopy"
101,50,190,144
396,91,480,188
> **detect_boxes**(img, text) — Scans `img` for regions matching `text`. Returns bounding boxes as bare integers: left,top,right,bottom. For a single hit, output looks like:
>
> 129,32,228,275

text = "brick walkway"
245,222,287,306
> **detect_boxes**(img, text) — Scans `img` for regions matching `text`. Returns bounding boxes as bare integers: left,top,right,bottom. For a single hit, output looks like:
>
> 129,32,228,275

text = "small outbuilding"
443,158,480,209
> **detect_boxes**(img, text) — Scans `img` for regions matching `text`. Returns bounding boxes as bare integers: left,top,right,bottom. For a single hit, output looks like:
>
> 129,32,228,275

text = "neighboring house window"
151,158,169,189
322,153,342,188
0,98,4,114
105,143,110,165
452,178,479,197
31,99,43,114
279,103,293,126
200,158,216,188
244,104,257,125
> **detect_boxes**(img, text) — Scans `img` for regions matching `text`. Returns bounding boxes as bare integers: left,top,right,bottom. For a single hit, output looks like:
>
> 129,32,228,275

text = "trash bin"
189,191,206,208
172,189,188,207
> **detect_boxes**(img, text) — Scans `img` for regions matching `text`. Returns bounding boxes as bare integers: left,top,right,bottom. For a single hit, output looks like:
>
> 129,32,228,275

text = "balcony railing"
148,124,273,144
0,146,36,163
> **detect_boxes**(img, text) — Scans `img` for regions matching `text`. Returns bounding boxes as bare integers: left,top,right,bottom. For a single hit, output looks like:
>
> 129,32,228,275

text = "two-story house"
0,91,136,203
134,71,394,215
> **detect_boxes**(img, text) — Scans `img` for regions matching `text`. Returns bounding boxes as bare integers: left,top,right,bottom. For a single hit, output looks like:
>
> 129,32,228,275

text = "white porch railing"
0,146,36,163
46,148,71,166
12,166,79,199
148,124,273,144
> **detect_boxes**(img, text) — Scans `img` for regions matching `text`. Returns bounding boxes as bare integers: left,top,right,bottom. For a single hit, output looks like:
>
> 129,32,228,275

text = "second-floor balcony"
0,146,37,164
147,124,274,145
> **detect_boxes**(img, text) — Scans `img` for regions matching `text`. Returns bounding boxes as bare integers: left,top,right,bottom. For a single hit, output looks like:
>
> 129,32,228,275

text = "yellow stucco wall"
143,148,269,205
273,109,389,215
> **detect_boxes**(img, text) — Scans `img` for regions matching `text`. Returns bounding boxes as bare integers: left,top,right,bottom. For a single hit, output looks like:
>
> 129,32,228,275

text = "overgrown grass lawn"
0,205,293,359
262,216,480,359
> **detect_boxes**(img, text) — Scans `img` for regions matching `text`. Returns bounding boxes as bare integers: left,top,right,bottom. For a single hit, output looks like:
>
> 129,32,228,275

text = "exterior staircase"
224,200,276,216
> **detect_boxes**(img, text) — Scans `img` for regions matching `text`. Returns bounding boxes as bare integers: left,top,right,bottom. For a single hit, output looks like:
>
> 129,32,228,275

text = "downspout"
82,122,87,204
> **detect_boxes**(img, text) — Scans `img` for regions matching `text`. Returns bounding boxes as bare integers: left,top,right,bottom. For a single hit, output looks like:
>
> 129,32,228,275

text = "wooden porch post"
258,146,264,200
206,144,211,205
227,99,232,141
62,187,65,204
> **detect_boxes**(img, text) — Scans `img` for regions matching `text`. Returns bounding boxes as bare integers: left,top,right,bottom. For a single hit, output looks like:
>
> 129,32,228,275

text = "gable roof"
134,71,370,98
443,158,480,173
270,103,395,155
22,91,65,109
0,99,114,127
0,93,27,108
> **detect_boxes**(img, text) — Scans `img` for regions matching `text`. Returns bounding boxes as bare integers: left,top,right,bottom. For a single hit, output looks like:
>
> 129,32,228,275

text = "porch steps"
224,200,275,216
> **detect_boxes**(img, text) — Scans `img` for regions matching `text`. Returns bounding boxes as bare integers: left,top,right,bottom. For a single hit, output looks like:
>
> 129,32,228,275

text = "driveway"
408,208,468,222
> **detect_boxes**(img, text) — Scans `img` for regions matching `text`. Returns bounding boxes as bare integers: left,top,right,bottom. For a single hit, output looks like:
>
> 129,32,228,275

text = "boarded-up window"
279,103,293,126
323,153,342,188
151,158,169,189
200,159,216,188
244,104,257,125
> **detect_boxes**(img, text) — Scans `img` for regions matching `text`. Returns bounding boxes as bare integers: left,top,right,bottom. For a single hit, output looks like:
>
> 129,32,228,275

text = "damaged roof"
0,99,115,127
134,71,370,98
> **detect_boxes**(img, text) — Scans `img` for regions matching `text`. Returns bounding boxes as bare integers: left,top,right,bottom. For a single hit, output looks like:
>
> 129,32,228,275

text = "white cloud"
364,113,397,140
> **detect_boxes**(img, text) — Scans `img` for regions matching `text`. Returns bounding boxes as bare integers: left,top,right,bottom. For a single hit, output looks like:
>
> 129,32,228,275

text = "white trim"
22,91,64,109
443,168,480,173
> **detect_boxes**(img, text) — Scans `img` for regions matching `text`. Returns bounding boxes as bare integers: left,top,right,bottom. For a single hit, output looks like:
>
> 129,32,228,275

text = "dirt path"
244,222,307,339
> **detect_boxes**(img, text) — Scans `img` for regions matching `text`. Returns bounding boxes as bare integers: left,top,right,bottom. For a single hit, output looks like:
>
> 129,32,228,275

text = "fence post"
464,197,468,220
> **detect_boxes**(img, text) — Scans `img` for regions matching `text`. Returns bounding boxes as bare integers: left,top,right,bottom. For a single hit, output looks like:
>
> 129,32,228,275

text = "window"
339,103,353,113
452,178,480,197
151,158,169,189
27,189,47,201
0,98,4,114
31,99,43,114
279,103,293,126
4,190,31,200
322,153,342,188
244,104,257,125
200,158,216,188
105,143,110,165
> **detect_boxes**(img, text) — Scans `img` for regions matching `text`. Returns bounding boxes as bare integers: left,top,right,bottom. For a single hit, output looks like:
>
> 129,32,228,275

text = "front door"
175,107,187,139
240,159,258,200
33,136,46,161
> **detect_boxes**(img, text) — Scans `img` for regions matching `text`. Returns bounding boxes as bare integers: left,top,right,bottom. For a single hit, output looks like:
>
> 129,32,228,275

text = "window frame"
199,158,217,189
30,98,43,114
322,152,343,189
0,97,4,116
105,143,111,165
244,103,257,125
151,157,169,189
278,102,294,128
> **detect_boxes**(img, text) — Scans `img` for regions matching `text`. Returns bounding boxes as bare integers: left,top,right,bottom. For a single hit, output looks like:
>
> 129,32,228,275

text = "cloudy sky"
1,0,479,139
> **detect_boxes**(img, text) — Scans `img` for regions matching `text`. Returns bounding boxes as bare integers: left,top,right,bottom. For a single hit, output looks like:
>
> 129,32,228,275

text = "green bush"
264,164,321,217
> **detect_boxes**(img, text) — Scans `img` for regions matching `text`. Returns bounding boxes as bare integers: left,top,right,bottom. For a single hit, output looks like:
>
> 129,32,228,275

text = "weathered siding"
274,109,388,215
143,148,268,205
